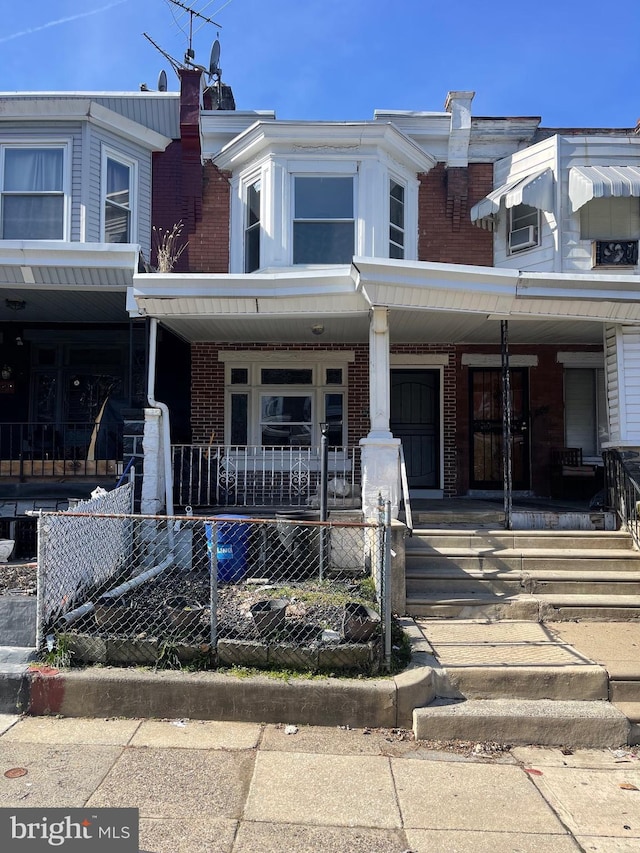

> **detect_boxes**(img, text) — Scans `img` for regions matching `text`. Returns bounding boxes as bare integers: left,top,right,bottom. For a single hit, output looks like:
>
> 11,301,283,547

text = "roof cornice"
212,120,437,172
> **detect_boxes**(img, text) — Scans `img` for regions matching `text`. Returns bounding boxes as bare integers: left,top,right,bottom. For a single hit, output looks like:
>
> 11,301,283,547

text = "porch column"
360,306,401,519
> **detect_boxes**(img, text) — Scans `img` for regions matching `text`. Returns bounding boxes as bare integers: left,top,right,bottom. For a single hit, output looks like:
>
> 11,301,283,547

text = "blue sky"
2,0,639,127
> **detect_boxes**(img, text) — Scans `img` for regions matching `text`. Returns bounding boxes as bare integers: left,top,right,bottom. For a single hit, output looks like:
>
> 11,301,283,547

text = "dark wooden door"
470,367,530,490
390,370,439,489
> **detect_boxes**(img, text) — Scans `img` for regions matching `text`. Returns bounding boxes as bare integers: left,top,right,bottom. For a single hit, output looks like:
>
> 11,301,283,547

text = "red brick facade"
418,163,494,266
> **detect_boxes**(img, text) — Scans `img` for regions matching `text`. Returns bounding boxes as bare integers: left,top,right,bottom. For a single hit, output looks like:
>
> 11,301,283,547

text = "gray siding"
87,126,153,256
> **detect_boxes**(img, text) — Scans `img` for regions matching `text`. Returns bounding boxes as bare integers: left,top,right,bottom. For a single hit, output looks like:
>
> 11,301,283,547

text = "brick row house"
133,70,640,517
3,69,640,535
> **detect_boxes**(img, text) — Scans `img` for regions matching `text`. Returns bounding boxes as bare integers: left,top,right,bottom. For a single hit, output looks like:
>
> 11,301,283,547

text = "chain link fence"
37,503,391,674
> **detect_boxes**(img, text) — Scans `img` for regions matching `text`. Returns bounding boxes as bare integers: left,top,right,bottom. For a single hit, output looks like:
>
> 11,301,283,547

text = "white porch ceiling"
130,258,640,345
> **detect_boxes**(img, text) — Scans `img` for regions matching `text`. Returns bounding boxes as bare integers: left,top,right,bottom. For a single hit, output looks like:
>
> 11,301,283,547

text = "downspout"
148,317,174,516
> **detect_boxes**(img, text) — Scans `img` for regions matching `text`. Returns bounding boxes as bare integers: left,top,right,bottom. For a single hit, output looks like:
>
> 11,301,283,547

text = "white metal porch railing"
172,444,361,509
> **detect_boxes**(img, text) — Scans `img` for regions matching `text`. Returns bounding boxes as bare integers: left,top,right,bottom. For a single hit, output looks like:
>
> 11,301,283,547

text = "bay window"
1,145,65,239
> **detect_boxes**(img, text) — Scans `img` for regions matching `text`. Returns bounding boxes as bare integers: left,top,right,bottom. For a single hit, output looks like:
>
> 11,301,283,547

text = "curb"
0,620,435,728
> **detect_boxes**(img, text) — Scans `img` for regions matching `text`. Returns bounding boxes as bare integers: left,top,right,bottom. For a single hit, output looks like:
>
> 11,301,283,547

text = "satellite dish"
157,69,168,91
209,39,221,76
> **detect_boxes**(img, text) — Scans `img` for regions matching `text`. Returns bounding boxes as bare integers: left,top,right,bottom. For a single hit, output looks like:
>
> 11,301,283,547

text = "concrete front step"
612,702,640,744
406,593,640,621
406,549,640,574
413,698,630,747
406,569,640,597
410,529,634,551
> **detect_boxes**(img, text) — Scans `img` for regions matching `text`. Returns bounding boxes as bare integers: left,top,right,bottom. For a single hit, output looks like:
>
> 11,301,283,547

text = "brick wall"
418,163,494,266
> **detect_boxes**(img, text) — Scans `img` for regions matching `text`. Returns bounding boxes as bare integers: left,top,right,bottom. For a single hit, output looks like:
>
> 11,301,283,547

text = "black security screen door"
470,367,530,490
390,370,440,489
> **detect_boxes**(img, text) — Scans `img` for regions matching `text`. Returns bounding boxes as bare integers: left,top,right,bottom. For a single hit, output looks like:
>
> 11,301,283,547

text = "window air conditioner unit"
509,225,537,252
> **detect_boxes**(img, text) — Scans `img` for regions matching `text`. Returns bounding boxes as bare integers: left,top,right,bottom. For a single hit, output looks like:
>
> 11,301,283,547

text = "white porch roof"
569,165,640,212
470,168,554,227
129,257,640,346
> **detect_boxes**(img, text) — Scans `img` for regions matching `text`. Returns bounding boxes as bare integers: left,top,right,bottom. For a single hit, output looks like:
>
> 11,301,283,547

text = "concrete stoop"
404,617,640,747
405,527,640,621
413,699,630,748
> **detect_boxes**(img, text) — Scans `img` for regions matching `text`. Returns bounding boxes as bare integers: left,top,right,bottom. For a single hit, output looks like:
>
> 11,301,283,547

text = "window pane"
295,177,353,219
4,148,63,192
261,424,311,446
231,394,248,444
261,394,312,446
230,368,248,385
246,181,260,227
106,159,130,209
2,195,64,239
261,395,312,421
390,225,404,247
511,204,538,230
105,202,130,243
326,368,342,384
261,368,313,384
390,194,404,228
293,221,354,264
389,242,404,259
244,224,260,272
325,392,343,445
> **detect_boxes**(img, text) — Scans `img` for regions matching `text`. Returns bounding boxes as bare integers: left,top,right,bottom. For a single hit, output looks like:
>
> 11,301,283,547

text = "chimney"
178,68,203,232
444,91,474,168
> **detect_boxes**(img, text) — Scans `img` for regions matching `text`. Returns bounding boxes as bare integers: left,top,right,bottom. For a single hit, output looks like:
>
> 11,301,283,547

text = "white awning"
569,165,640,212
470,168,554,226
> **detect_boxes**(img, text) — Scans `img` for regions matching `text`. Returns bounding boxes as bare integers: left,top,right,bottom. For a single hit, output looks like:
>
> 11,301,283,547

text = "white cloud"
0,0,129,45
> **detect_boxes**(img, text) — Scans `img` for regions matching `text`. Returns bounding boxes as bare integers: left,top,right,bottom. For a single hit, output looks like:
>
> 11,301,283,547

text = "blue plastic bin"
205,515,250,583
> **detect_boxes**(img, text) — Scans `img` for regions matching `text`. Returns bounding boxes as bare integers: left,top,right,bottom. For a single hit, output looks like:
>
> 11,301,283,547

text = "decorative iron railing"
603,448,640,549
0,421,123,479
172,444,361,509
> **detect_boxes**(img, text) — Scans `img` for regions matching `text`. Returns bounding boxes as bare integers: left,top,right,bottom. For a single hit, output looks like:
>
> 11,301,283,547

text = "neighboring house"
131,70,640,517
0,89,186,551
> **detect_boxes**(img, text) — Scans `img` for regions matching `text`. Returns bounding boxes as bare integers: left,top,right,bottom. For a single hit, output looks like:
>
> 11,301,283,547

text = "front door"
390,369,440,489
470,367,530,490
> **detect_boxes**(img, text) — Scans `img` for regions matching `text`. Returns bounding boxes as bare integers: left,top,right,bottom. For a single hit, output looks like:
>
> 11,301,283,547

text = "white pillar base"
141,408,165,515
359,436,401,521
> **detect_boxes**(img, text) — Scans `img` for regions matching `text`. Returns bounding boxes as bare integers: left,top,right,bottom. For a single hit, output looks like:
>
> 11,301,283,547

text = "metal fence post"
209,519,218,649
380,497,392,670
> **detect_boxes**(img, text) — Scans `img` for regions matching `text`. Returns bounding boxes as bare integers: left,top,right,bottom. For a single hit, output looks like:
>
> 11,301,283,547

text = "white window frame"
101,146,137,244
0,140,71,241
389,176,406,259
244,176,262,272
223,357,348,447
508,203,540,254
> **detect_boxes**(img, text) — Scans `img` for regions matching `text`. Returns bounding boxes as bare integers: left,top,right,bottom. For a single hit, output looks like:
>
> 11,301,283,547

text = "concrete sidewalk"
1,714,639,852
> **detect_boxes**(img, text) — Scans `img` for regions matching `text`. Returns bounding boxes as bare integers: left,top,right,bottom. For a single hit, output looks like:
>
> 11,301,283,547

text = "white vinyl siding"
492,136,558,272
603,324,640,446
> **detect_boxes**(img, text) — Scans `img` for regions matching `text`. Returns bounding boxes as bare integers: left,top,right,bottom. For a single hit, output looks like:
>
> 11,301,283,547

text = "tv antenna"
167,0,221,69
143,2,227,93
